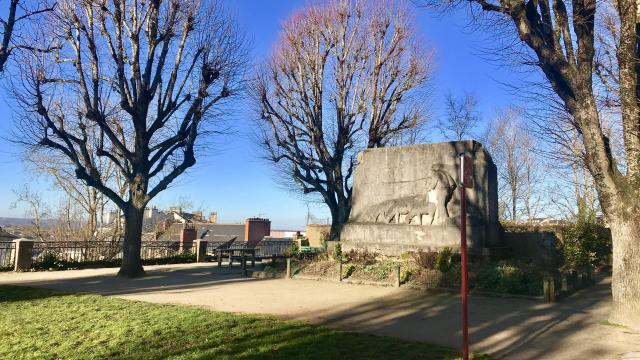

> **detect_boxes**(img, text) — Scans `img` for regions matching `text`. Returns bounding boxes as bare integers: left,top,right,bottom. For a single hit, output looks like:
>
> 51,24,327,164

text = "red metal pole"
460,155,469,360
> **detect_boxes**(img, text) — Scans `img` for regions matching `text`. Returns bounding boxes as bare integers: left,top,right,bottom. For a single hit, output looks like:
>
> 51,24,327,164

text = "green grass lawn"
0,285,490,360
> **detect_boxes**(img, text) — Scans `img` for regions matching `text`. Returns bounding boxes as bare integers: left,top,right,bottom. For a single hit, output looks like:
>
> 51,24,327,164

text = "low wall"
340,222,489,256
306,224,330,247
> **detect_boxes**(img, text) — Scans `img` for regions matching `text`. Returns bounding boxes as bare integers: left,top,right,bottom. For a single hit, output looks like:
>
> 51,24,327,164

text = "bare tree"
439,92,481,141
253,0,432,239
484,108,540,222
10,185,50,241
27,143,128,242
15,0,247,277
0,0,57,73
424,0,640,329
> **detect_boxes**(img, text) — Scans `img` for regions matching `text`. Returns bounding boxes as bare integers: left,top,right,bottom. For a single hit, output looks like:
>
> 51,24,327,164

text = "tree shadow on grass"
0,263,275,297
0,284,67,302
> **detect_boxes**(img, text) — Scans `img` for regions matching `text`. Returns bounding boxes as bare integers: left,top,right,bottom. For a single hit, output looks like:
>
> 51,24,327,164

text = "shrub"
399,266,417,284
342,264,356,278
34,253,67,270
475,261,543,296
436,247,454,273
332,243,342,262
361,260,396,281
558,220,611,271
283,242,300,258
344,249,377,265
411,250,438,270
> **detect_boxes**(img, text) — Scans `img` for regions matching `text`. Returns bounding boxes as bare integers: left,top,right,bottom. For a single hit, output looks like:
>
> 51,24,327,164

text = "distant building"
155,218,272,246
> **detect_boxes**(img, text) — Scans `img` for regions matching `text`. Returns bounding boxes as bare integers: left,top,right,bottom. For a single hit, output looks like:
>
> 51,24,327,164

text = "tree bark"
608,216,640,330
328,202,350,241
118,202,145,278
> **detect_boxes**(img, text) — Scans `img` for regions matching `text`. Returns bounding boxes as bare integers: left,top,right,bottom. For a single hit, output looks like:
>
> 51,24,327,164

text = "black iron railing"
32,241,122,264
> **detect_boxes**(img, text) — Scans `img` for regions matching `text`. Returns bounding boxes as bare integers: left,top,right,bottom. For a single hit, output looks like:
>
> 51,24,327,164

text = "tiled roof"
157,223,245,242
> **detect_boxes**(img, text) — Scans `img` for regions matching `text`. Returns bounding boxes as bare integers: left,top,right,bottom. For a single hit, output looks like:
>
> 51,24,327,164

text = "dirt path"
1,263,639,359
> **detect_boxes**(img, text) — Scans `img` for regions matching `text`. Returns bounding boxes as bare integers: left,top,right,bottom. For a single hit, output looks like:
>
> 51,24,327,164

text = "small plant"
332,243,342,262
342,264,356,278
283,242,300,258
399,266,417,284
344,249,377,265
435,247,454,273
34,253,68,270
411,250,438,270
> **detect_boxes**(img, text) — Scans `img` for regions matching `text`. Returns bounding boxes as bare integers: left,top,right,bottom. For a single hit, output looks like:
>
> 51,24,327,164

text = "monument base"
340,222,491,256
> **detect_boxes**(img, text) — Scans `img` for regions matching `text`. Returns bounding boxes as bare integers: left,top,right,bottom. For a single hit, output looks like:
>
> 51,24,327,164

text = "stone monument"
340,140,500,256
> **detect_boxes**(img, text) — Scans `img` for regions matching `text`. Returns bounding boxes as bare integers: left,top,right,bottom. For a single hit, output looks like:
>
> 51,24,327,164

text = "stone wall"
341,140,500,256
306,224,330,247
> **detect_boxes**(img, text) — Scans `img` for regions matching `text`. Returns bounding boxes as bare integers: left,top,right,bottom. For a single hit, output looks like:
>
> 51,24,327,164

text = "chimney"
179,223,197,253
209,212,218,224
245,218,271,247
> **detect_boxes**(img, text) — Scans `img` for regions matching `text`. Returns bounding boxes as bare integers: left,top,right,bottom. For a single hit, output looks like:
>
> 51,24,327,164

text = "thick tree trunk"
118,203,145,278
609,219,640,330
328,204,350,241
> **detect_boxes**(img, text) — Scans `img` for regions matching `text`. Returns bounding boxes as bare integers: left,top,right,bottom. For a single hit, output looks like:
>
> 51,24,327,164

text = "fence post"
395,265,401,288
12,239,34,272
337,261,342,282
543,276,555,302
241,253,247,277
194,240,207,263
286,257,291,279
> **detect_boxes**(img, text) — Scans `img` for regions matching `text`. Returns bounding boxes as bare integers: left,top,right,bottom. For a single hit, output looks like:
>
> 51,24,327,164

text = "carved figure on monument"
426,164,457,225
364,164,457,226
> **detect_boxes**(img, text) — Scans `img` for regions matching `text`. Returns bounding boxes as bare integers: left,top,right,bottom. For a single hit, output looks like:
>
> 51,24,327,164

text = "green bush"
283,242,300,258
34,253,67,270
399,266,417,284
342,263,356,278
475,261,543,296
361,260,396,281
436,247,454,273
332,243,342,262
558,219,611,271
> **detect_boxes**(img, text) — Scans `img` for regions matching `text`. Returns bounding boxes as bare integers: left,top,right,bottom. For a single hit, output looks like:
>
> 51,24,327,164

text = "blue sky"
0,1,526,229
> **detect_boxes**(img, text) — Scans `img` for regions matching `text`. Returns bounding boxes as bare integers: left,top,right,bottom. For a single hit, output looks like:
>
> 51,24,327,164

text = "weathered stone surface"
12,238,34,272
341,140,500,256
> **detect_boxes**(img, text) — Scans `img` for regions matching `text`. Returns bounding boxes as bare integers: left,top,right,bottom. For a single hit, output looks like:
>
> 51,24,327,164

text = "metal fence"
140,241,184,260
0,242,15,270
32,241,122,264
30,240,197,267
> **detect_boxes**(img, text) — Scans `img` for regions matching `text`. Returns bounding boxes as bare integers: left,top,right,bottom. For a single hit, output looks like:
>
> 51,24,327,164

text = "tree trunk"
328,203,350,241
118,203,145,278
609,218,640,331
